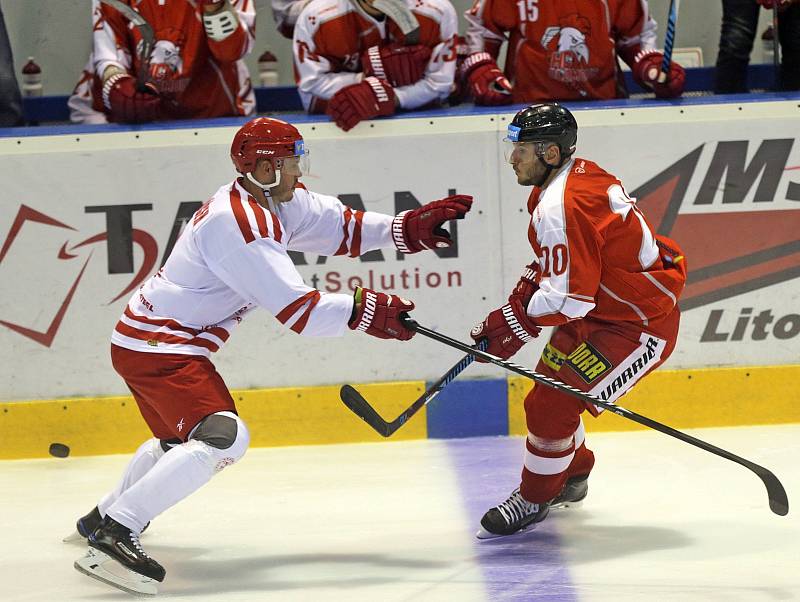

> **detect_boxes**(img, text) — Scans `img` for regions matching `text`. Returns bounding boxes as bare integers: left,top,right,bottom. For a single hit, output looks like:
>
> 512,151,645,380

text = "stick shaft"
659,0,680,82
404,318,788,516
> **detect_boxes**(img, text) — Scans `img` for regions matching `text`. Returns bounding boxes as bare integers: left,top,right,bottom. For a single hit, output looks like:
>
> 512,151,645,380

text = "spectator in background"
715,0,800,93
461,0,685,105
69,0,256,124
0,4,23,127
293,0,457,131
272,0,311,38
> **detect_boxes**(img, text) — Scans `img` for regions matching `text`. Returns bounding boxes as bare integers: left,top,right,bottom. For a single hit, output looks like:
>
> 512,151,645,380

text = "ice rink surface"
1,424,798,602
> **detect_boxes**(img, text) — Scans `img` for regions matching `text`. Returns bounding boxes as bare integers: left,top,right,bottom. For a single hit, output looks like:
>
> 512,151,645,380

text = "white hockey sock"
97,438,166,517
105,440,219,533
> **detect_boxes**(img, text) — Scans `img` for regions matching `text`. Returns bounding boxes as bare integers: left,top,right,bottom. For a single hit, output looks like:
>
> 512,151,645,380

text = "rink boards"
2,364,798,459
1,96,800,458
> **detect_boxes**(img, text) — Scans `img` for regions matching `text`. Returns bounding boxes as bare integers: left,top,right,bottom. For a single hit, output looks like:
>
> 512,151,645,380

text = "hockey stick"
772,6,781,90
340,338,489,437
372,0,421,45
658,0,680,83
99,0,155,92
399,316,789,517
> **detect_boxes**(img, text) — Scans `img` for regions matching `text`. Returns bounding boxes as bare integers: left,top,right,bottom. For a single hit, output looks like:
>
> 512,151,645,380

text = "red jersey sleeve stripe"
246,197,269,238
349,210,364,257
334,207,353,256
230,187,255,243
275,290,319,324
289,290,321,333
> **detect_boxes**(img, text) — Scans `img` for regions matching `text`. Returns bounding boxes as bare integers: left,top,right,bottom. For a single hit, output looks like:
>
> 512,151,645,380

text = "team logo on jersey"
541,14,598,89
148,31,188,96
565,341,611,383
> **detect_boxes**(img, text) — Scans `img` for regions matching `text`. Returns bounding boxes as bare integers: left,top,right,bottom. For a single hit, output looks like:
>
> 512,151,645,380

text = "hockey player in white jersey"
70,117,473,595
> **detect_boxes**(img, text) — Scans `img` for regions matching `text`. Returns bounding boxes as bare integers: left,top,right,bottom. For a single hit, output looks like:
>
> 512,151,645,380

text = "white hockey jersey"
292,0,458,111
111,180,395,356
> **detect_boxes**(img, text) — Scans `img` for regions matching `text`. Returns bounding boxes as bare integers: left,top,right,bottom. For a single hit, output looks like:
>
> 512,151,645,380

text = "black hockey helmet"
506,103,578,160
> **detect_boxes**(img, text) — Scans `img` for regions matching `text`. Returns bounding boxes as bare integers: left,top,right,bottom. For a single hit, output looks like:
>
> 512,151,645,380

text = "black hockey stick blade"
400,317,789,516
339,338,487,438
340,384,392,437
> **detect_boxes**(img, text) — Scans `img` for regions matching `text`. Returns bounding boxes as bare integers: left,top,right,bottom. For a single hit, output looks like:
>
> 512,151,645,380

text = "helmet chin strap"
533,156,555,187
532,145,568,187
244,165,280,214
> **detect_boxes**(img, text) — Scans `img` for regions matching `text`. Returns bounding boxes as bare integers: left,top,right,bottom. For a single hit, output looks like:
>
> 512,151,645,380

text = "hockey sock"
104,440,224,533
97,438,167,517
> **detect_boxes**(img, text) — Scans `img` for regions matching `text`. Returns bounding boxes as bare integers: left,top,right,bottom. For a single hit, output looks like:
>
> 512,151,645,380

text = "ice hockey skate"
74,517,164,596
63,506,102,542
63,506,149,543
550,474,589,509
476,488,551,539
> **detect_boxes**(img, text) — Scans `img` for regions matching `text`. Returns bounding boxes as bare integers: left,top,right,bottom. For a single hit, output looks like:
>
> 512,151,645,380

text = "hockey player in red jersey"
70,117,473,594
470,104,686,538
461,0,686,105
293,0,458,130
69,0,256,124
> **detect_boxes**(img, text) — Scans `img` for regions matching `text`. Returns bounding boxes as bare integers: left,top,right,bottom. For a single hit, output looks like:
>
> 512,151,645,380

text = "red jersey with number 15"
465,0,657,101
524,157,686,327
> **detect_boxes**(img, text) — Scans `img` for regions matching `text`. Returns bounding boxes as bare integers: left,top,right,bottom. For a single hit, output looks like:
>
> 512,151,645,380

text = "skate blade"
551,499,584,510
475,522,537,540
74,547,158,596
63,530,84,543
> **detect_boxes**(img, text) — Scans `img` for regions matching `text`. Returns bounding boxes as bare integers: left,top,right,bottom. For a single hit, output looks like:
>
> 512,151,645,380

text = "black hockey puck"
49,443,70,458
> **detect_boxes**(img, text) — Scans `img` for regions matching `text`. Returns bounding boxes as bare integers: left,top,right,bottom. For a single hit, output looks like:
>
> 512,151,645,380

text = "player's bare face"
270,156,303,203
508,142,540,186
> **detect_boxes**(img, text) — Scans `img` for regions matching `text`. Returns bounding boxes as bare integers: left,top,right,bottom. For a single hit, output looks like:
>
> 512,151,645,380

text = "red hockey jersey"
69,0,255,123
524,157,686,327
465,0,657,101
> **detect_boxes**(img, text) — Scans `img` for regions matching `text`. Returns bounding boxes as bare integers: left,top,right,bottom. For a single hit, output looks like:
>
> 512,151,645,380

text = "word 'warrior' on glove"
392,195,473,254
349,287,416,341
632,50,685,99
508,262,540,306
362,43,432,87
102,73,162,123
470,298,541,361
460,52,512,106
326,77,396,132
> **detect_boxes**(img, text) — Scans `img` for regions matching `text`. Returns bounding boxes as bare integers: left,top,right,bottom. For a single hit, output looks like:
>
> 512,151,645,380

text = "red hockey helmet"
230,117,306,174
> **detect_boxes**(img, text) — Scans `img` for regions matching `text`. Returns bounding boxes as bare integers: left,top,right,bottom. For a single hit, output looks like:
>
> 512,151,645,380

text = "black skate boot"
551,474,589,508
476,488,550,539
63,506,149,543
74,517,164,596
77,506,102,538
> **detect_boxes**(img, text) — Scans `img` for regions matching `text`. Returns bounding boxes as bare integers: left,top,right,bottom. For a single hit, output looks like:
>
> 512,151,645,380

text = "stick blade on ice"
339,385,391,437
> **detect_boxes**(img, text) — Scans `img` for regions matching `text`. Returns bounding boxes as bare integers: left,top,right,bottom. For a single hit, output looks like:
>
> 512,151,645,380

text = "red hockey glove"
102,73,162,123
362,43,432,87
392,195,473,254
632,50,686,99
470,298,541,361
349,287,416,341
461,52,512,106
508,263,540,306
326,77,396,132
